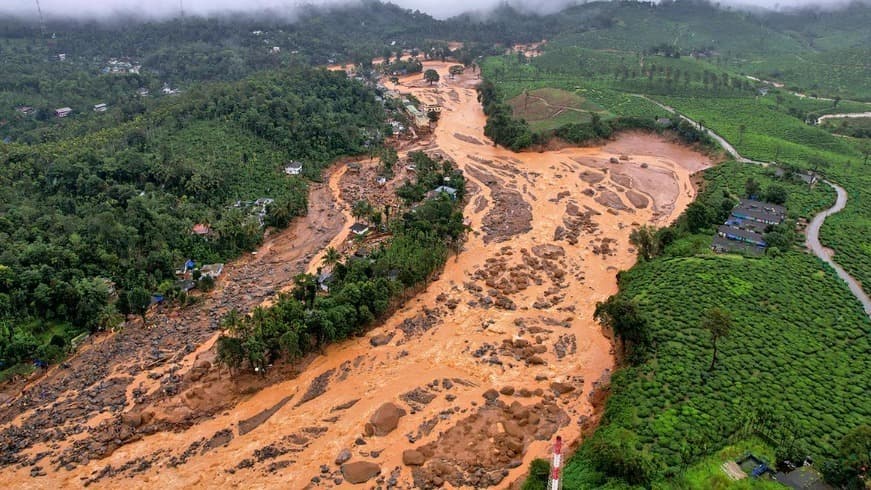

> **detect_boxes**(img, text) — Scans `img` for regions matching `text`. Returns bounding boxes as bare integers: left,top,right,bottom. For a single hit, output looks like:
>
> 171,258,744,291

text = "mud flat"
0,62,713,489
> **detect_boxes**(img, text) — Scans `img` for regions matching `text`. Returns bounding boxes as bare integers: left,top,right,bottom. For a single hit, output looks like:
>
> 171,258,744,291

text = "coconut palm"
322,247,341,269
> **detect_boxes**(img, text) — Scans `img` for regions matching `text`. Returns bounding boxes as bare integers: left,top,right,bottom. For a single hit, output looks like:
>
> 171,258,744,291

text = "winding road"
815,111,871,124
635,94,871,317
805,182,871,316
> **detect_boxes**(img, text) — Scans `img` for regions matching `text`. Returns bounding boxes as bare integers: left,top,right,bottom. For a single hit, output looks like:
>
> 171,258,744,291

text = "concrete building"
284,161,303,175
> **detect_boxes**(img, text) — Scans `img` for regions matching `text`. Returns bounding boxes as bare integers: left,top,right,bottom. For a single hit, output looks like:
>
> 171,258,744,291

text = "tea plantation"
559,162,870,488
656,95,871,294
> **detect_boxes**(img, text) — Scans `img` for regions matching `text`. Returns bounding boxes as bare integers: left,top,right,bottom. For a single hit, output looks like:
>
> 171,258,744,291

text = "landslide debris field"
0,62,713,489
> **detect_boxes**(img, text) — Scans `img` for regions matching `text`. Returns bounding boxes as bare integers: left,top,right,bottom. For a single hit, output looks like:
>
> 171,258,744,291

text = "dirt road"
0,63,713,489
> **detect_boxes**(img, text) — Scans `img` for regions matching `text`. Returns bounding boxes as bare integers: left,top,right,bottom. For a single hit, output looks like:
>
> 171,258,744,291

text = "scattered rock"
335,449,352,466
370,334,393,347
550,382,576,396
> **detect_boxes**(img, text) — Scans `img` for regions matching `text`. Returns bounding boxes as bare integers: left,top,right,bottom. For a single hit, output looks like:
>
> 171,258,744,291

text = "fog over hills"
2,0,867,20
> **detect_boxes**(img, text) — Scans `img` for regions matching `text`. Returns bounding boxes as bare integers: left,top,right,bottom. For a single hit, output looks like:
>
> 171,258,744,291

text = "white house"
284,161,303,175
55,107,72,118
200,263,224,279
350,223,370,236
93,103,108,112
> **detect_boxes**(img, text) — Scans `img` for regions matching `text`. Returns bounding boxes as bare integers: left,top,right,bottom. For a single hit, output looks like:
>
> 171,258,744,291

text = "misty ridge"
2,0,870,23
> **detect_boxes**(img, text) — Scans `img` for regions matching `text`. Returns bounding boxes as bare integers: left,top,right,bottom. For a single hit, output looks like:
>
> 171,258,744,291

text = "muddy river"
0,62,713,489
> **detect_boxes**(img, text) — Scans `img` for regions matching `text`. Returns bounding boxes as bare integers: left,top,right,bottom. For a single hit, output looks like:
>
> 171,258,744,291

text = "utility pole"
547,436,563,490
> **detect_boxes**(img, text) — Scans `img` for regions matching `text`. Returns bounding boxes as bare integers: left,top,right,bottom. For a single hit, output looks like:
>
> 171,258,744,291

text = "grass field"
550,1,871,101
666,438,784,489
480,55,668,122
507,88,604,131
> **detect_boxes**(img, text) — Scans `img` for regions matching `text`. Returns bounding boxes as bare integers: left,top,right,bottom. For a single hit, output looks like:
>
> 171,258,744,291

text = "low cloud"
0,0,864,21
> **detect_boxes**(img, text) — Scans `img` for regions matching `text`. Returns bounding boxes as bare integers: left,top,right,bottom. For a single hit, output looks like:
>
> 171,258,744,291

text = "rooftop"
733,199,786,224
350,223,370,234
432,185,458,196
718,225,766,245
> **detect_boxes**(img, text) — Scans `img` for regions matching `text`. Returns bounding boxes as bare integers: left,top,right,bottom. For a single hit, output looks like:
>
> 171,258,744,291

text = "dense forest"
0,0,553,141
0,68,386,369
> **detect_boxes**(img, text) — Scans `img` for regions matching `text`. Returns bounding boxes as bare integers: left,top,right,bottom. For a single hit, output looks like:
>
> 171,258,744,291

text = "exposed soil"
0,61,713,489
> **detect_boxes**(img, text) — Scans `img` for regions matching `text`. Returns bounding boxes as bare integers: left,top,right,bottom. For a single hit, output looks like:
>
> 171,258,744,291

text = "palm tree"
352,200,373,224
322,247,341,269
221,308,242,333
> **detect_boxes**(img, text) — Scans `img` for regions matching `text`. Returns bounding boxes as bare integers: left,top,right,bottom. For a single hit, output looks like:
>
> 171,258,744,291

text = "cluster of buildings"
403,101,429,128
397,98,440,129
712,199,786,254
172,259,225,294
373,81,439,132
101,58,141,75
229,197,274,227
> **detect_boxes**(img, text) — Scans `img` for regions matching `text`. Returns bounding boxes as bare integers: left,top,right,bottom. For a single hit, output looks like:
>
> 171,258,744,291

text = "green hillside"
0,68,385,370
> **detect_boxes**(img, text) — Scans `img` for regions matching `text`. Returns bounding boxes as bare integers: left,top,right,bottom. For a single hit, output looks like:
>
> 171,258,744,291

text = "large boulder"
366,402,406,436
402,449,425,466
121,412,142,428
550,382,576,396
369,334,392,347
341,461,381,484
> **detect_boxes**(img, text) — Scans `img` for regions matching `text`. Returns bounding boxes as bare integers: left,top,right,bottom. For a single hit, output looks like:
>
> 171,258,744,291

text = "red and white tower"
548,435,563,490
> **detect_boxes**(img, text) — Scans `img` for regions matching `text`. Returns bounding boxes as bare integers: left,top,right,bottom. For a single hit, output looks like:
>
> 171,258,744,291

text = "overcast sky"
0,0,861,20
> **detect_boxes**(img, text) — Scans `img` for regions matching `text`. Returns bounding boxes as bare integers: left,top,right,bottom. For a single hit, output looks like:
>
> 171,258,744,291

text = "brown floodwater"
6,62,712,489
